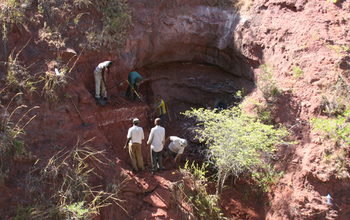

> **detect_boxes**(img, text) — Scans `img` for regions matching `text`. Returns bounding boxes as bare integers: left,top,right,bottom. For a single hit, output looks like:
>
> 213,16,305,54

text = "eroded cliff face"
122,2,252,78
1,0,350,219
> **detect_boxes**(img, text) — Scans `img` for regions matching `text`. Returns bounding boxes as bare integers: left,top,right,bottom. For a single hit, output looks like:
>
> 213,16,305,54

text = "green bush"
318,76,350,116
183,105,290,195
257,64,280,103
100,0,132,50
178,160,225,220
310,110,350,179
252,163,284,192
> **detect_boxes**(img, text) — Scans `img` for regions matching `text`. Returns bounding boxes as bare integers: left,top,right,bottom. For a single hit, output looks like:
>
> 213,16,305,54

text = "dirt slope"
0,0,350,219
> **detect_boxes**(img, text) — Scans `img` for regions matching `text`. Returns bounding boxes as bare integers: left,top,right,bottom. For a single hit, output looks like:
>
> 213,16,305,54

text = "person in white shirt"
94,61,112,105
124,118,145,172
164,136,187,168
147,118,165,175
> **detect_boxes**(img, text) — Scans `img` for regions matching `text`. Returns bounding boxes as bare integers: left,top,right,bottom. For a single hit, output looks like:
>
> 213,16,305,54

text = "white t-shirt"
95,61,111,73
127,125,144,144
168,136,185,154
147,125,165,152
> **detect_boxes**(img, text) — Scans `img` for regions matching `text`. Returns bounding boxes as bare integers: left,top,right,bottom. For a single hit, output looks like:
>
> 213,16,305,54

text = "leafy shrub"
178,160,225,219
317,76,350,116
82,0,132,51
252,163,284,192
310,110,350,179
100,0,132,50
249,98,274,125
183,105,290,195
257,64,280,103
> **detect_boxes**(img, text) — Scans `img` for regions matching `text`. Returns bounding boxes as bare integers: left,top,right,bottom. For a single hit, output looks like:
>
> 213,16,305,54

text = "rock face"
123,2,253,80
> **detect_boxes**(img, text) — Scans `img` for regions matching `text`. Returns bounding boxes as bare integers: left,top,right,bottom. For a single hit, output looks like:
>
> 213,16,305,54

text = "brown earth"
1,0,350,219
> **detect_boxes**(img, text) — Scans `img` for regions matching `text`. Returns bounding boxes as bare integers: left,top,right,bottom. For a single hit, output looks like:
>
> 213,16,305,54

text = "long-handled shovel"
67,95,90,127
126,80,146,102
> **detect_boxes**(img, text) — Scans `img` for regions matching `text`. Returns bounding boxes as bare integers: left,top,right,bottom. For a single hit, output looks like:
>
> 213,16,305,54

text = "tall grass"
22,138,127,219
0,93,38,186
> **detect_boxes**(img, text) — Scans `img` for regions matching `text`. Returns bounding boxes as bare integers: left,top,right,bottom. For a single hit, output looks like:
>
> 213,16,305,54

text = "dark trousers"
151,150,163,172
126,85,139,100
160,113,167,126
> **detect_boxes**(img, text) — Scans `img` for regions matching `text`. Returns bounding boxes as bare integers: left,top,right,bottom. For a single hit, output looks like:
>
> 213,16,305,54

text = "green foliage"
41,70,67,103
74,12,89,24
179,160,225,219
252,163,284,192
311,110,350,149
292,65,303,79
318,76,350,116
183,105,290,195
100,0,132,50
249,98,274,125
0,93,38,186
310,110,350,179
23,139,125,219
326,44,349,56
6,39,39,97
257,64,280,103
0,0,25,25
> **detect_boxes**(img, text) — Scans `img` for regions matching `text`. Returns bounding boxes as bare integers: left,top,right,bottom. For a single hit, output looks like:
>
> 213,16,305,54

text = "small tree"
183,105,290,196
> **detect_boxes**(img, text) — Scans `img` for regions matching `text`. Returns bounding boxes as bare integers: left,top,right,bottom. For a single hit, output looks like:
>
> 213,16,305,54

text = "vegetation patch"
183,105,291,196
310,110,350,179
21,139,126,219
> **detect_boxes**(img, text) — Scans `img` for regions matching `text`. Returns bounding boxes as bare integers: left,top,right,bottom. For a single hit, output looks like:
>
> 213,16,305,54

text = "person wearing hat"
124,118,145,172
147,118,165,175
163,136,187,168
126,71,142,100
94,61,112,105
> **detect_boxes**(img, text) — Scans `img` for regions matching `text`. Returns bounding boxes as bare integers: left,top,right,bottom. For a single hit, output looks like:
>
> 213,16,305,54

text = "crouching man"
163,136,187,169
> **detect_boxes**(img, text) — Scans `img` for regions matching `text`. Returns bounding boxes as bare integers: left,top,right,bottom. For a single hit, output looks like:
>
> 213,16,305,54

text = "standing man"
163,136,187,168
124,118,145,172
94,61,112,105
147,118,165,175
155,94,167,126
126,71,142,100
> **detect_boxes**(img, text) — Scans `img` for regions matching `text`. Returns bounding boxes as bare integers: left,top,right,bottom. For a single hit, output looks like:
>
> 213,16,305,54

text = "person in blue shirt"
126,71,142,100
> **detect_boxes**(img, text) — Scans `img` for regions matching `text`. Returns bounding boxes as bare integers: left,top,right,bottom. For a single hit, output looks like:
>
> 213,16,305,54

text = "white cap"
133,118,139,123
180,139,187,147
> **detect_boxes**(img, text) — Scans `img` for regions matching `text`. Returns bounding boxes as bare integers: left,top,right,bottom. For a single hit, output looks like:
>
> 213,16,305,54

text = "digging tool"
126,80,145,102
145,109,152,166
171,104,177,119
68,95,90,127
166,103,171,122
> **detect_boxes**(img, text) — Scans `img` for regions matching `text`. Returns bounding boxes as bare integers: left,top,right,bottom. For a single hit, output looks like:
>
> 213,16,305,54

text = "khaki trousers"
129,143,144,172
94,70,106,99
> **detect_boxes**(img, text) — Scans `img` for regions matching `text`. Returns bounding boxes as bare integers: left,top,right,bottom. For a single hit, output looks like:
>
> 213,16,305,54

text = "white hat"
180,139,187,147
133,118,139,123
